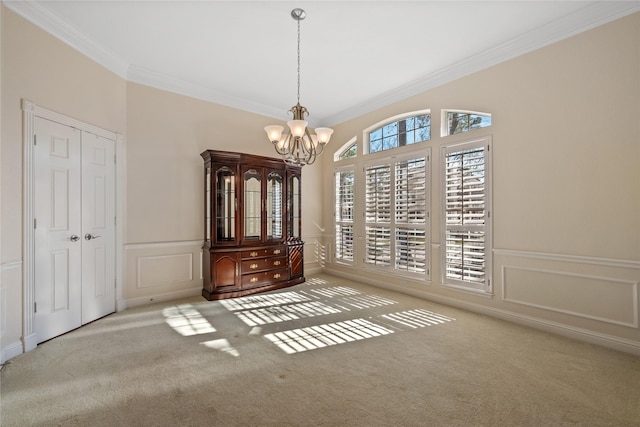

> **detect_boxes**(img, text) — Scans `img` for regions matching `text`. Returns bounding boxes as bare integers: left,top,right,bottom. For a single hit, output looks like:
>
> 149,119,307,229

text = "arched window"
334,137,358,161
365,111,430,154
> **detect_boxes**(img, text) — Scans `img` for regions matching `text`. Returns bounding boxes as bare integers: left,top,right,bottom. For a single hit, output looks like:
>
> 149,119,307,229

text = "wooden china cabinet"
201,150,304,300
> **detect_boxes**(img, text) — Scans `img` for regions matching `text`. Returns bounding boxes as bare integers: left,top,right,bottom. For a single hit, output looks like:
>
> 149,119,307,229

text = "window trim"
440,135,492,294
363,109,431,155
363,149,431,280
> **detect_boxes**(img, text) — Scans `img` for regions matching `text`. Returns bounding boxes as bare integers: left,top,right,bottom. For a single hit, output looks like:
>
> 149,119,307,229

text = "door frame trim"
22,99,125,352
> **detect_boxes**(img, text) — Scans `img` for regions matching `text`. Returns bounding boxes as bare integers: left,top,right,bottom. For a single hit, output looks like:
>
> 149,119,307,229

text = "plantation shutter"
395,158,427,223
365,165,391,223
395,158,427,273
335,169,355,262
443,142,490,289
365,164,392,266
364,155,429,275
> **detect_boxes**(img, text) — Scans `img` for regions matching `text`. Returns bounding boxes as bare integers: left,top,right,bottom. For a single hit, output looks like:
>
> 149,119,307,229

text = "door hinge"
114,216,117,226
33,135,37,145
34,302,37,313
34,218,37,229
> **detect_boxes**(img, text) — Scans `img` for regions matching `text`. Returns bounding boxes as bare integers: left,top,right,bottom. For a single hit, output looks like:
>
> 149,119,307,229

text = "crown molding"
321,1,640,127
5,0,639,127
4,0,129,78
126,65,295,123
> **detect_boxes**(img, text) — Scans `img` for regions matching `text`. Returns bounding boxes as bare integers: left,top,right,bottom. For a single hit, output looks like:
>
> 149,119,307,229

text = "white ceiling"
5,1,640,127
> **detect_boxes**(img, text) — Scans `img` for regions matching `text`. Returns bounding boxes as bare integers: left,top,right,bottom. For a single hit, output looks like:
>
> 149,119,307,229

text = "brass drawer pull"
273,260,281,266
250,277,258,283
273,273,281,279
273,249,281,255
250,263,259,269
250,251,258,257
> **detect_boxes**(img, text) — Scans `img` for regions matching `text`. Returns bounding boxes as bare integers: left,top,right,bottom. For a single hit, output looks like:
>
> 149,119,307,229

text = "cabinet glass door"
267,171,284,240
215,166,236,242
288,174,301,238
244,168,262,241
205,167,211,241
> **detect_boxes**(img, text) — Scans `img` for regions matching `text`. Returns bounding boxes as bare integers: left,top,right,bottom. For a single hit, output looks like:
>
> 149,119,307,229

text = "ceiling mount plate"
291,8,306,21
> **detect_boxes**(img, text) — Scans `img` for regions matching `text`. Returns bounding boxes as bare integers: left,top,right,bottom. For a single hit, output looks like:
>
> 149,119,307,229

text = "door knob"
84,233,102,240
66,235,80,242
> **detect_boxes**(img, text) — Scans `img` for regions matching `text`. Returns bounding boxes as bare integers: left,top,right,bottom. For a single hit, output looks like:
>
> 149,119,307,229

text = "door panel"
34,118,83,342
81,133,115,323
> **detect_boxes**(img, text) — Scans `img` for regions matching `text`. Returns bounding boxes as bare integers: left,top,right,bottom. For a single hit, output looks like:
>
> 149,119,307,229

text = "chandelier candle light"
264,8,333,166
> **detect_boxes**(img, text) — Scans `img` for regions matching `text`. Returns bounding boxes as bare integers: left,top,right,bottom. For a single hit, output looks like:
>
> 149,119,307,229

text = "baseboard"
116,298,128,312
1,340,24,363
324,268,640,356
24,332,38,352
305,266,323,275
126,287,202,308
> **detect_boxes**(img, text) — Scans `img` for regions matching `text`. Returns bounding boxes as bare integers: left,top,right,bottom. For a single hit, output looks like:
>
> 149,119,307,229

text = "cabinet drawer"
242,246,286,259
242,256,287,273
242,268,289,287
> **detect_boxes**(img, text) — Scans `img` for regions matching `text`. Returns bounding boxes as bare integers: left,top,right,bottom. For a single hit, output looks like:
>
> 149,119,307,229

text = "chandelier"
264,8,333,166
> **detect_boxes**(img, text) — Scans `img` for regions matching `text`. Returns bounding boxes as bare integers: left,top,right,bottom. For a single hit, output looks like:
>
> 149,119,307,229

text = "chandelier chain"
296,16,301,104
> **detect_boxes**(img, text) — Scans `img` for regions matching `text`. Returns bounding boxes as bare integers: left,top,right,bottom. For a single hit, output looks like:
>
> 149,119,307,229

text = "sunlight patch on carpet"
264,319,394,354
232,301,342,326
200,338,240,357
381,309,455,328
163,304,216,336
304,277,328,286
309,286,361,298
338,294,398,309
219,291,310,311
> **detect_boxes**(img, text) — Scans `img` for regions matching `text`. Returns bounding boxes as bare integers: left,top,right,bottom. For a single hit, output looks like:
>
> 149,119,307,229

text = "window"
365,153,429,276
334,137,357,161
339,143,357,160
335,168,355,263
443,110,491,136
367,113,430,154
441,137,491,292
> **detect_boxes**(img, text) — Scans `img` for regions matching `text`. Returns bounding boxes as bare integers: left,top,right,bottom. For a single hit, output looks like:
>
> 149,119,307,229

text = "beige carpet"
2,273,639,426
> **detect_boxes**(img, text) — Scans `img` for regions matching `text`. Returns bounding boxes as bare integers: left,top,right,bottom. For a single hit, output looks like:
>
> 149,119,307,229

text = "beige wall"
1,8,127,360
2,4,639,360
321,12,640,353
123,83,325,305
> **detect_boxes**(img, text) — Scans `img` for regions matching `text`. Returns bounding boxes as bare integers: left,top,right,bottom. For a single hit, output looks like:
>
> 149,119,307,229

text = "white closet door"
34,117,116,343
34,118,83,341
81,132,115,324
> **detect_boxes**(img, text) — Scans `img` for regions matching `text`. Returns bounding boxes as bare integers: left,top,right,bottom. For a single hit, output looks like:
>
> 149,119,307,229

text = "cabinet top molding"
201,150,302,171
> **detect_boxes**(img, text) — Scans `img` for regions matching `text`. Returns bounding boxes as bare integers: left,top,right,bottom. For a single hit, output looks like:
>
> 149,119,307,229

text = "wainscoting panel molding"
494,249,640,347
1,261,25,362
502,265,638,328
303,234,325,275
125,240,202,307
137,253,194,288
